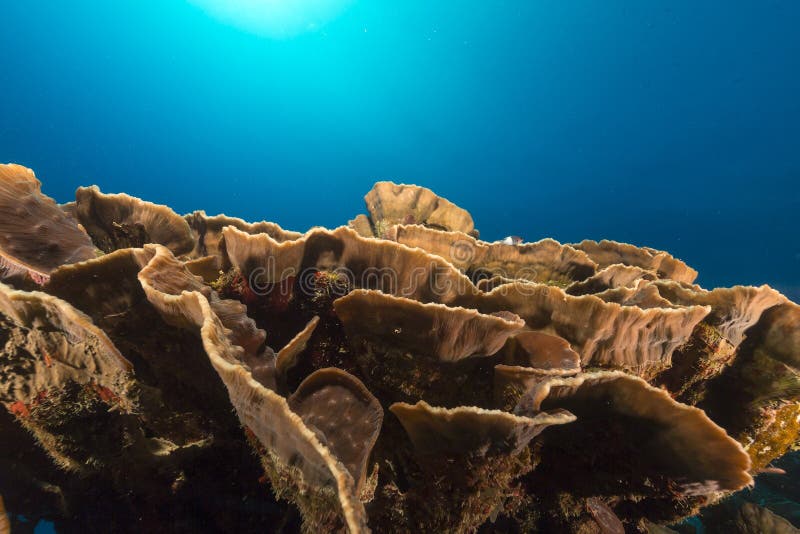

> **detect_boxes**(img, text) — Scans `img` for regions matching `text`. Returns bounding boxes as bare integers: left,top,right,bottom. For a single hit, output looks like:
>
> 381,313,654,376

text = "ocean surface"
0,2,798,532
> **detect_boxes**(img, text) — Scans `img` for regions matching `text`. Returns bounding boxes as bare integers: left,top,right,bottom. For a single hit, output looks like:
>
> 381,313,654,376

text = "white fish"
498,235,523,245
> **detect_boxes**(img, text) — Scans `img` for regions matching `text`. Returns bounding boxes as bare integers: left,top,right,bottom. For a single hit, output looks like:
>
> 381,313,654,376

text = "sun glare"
189,0,354,38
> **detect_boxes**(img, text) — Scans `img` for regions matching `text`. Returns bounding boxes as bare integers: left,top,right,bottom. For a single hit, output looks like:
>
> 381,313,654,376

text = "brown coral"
1,171,798,534
572,239,698,284
138,244,375,532
0,164,96,285
387,224,597,285
363,181,477,237
0,282,132,411
185,210,301,260
517,371,753,492
390,401,575,456
473,281,711,377
74,185,195,255
333,289,525,361
288,367,383,491
223,224,480,304
0,495,8,534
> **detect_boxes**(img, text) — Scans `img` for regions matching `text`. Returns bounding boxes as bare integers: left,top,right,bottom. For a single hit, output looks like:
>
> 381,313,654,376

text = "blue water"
0,5,799,531
0,1,798,298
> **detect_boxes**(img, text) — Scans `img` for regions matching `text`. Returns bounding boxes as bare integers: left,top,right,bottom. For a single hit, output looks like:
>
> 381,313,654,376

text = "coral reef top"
0,164,798,533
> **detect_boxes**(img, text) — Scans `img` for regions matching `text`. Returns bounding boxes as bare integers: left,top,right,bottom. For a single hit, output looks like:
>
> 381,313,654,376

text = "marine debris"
0,164,798,533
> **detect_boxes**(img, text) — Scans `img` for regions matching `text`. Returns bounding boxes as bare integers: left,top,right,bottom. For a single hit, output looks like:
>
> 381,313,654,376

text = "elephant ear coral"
515,371,753,529
184,210,301,259
592,282,676,308
698,301,800,471
517,371,753,494
331,289,523,408
139,244,266,356
500,331,582,371
493,332,582,408
474,281,710,378
138,245,374,532
0,281,136,473
651,282,788,348
222,225,480,304
45,248,154,321
333,289,525,362
573,239,698,284
32,243,292,530
0,164,96,285
390,401,574,456
0,281,132,407
363,181,477,237
288,367,383,491
566,263,656,295
275,315,320,384
386,401,575,532
74,185,194,255
387,224,597,285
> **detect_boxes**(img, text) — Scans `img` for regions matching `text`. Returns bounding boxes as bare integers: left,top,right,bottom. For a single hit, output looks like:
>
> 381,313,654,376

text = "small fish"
757,467,786,475
498,235,523,245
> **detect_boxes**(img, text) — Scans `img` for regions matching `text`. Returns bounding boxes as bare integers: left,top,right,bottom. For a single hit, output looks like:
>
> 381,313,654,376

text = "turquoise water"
0,1,798,296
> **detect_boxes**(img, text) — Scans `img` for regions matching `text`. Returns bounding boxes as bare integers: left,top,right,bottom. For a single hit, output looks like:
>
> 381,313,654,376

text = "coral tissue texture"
0,164,798,533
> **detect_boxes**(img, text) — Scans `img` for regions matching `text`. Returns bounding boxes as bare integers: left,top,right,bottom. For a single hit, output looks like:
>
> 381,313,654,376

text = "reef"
0,164,798,533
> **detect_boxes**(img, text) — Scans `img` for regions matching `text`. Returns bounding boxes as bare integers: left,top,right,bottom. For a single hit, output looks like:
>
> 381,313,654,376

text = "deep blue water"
1,1,798,298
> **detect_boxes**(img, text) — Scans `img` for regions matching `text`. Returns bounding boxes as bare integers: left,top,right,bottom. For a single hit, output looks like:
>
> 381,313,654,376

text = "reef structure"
0,164,798,533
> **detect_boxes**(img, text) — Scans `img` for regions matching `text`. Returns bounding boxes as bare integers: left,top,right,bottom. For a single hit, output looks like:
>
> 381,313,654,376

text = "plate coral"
0,165,798,533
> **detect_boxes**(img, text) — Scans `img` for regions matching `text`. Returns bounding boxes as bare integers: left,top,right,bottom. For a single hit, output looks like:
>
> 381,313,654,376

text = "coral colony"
0,162,798,533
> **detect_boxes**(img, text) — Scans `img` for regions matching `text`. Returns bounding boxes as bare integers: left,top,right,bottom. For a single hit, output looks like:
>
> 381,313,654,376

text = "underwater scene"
1,2,798,533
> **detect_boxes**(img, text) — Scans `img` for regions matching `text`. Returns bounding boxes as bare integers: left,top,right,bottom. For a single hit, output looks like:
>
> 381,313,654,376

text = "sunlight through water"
188,0,354,38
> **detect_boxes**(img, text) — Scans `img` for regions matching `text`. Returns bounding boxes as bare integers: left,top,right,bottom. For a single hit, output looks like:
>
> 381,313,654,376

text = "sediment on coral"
1,165,798,533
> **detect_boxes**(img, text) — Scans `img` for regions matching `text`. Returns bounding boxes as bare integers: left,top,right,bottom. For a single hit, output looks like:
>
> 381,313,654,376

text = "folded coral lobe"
573,239,698,283
365,181,477,237
333,289,525,361
74,185,194,255
517,371,753,493
0,164,96,284
137,245,371,532
390,401,575,455
288,368,383,490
